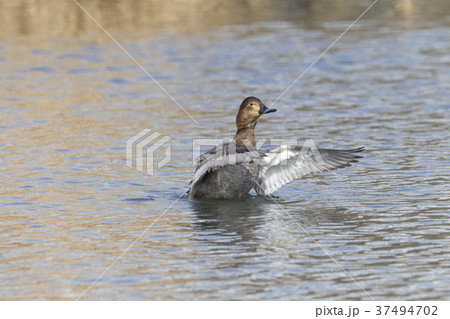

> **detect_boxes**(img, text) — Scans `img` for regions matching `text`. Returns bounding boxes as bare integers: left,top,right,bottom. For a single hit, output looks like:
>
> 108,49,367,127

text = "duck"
188,97,364,199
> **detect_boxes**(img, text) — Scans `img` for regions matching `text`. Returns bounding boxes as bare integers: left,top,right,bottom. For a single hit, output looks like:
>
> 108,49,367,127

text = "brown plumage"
233,97,276,146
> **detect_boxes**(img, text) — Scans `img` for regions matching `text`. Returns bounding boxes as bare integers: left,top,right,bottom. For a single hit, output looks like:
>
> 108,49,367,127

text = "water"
0,0,449,300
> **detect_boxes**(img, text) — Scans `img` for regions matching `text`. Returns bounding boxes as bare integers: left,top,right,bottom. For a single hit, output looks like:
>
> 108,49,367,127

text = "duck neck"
233,124,256,147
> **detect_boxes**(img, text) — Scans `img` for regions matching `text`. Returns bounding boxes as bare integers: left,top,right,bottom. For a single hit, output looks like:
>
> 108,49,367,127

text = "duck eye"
249,103,254,106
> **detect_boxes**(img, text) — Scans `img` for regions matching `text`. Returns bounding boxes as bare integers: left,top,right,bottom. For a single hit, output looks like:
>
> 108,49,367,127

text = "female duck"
188,97,364,199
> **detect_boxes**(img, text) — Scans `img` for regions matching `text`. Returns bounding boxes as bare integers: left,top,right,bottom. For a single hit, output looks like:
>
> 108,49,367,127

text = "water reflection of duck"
191,198,267,243
188,97,364,199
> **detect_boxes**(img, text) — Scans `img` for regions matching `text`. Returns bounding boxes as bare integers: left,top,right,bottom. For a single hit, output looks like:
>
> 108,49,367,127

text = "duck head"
234,97,276,146
236,96,277,129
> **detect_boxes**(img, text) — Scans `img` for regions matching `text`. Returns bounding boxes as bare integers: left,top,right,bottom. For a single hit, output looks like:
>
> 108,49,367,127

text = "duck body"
188,143,263,199
188,97,364,199
190,164,256,199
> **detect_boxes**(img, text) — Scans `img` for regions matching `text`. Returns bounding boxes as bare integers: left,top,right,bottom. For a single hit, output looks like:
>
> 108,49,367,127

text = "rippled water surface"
1,0,449,300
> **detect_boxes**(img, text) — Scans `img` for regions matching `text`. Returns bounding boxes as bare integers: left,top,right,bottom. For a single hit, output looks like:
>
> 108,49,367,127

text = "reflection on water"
1,0,449,40
1,0,449,300
192,198,270,244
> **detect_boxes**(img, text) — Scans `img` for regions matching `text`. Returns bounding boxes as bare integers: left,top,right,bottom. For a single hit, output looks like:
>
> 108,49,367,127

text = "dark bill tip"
264,108,277,114
258,104,277,115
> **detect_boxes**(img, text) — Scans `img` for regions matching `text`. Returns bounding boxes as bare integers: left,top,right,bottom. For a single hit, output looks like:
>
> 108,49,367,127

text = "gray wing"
254,146,364,195
190,143,265,187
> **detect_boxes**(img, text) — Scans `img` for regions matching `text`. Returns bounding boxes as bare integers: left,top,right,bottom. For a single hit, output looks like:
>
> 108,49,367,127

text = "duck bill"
258,104,277,115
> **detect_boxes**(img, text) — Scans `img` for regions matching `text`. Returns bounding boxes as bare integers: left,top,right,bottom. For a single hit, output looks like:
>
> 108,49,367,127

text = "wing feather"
190,143,265,187
255,146,364,195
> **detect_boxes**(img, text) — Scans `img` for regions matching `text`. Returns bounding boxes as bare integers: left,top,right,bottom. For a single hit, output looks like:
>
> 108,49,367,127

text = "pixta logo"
126,129,172,175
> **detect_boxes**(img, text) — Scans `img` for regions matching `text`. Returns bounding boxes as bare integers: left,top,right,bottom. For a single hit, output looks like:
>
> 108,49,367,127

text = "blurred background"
1,0,449,38
1,0,449,300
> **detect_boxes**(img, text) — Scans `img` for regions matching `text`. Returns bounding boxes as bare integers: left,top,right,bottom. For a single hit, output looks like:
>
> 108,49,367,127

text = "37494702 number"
376,306,438,316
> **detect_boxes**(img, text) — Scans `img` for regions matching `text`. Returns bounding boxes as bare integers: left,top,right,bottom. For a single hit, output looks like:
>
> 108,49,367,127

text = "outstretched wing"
254,146,364,195
190,143,265,187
